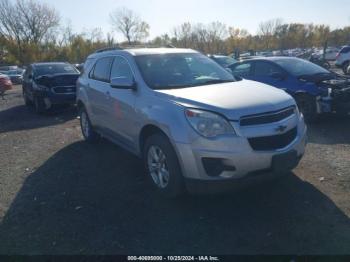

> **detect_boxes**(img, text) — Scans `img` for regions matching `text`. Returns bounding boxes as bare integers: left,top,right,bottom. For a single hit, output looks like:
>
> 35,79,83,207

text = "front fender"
139,100,192,144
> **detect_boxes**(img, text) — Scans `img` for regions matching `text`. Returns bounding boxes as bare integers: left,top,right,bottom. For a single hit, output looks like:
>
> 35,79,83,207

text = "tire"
143,133,185,197
294,94,318,123
323,61,331,70
79,106,100,143
34,96,46,114
343,61,350,74
23,89,32,106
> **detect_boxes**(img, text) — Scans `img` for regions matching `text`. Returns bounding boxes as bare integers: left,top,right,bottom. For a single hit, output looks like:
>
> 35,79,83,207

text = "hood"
155,80,295,120
35,73,79,88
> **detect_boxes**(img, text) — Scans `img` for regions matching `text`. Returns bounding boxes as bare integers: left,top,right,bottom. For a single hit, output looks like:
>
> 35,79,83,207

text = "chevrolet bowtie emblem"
275,125,288,133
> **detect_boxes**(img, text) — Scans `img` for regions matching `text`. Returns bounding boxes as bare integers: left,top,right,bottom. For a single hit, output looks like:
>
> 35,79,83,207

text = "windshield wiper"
198,79,235,85
153,79,235,90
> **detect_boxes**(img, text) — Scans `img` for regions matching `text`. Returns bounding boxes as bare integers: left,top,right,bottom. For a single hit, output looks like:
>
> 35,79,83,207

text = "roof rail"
94,44,176,53
94,46,122,53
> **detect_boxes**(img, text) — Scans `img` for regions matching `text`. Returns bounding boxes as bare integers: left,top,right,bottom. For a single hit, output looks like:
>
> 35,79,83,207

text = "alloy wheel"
147,145,170,189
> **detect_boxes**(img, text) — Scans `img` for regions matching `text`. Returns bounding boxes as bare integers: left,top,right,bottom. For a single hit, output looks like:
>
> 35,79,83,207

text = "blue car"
229,57,350,121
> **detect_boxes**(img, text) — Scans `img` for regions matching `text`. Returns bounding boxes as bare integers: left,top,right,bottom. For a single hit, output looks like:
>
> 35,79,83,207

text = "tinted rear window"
254,61,283,76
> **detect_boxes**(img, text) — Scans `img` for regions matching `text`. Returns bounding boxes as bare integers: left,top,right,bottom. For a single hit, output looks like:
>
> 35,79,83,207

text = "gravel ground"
0,85,349,255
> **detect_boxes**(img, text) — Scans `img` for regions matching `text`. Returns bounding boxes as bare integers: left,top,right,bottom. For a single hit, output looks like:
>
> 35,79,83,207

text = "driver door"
105,56,138,150
250,61,290,91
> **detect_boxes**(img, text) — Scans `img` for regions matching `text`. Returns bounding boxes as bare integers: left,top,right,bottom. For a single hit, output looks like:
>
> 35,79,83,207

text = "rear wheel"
79,107,100,143
143,133,185,197
294,94,318,122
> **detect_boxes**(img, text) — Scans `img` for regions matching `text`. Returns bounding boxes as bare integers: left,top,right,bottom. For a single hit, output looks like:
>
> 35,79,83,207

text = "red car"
0,74,13,99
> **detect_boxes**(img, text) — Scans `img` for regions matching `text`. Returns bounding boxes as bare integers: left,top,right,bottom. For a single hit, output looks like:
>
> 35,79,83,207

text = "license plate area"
272,150,298,172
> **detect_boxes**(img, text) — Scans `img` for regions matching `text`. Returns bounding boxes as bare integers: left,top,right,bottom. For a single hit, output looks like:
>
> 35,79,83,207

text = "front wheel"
23,90,32,106
143,133,185,197
294,94,318,123
34,96,46,114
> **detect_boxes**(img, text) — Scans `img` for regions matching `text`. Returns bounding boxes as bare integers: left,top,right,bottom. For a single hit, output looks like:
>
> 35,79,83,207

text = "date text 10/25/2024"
127,256,220,261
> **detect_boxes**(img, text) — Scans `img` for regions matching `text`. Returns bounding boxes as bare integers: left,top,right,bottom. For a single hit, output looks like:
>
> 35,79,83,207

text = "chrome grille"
248,127,298,151
240,106,295,126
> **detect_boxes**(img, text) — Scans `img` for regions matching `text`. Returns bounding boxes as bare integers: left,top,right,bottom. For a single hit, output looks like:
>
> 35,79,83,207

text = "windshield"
275,58,330,77
34,64,78,77
214,56,237,67
135,53,235,90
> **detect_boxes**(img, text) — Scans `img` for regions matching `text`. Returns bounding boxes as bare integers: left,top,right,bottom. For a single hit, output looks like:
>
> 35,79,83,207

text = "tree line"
0,0,349,66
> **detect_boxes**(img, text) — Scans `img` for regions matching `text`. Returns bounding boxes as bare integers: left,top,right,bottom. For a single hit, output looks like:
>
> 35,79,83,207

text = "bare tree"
109,7,149,44
172,22,227,53
258,18,282,49
0,0,60,63
172,22,193,48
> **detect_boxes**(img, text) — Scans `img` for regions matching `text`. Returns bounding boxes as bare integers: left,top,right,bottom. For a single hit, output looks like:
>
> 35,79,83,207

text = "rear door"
250,61,291,91
87,56,114,128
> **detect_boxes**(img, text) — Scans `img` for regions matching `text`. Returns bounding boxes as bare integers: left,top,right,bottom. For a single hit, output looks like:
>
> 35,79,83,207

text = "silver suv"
77,48,307,196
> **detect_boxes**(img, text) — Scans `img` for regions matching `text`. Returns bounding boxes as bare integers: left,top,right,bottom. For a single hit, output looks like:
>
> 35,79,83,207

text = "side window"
232,63,251,77
254,62,282,77
340,47,350,54
110,56,134,81
91,57,113,82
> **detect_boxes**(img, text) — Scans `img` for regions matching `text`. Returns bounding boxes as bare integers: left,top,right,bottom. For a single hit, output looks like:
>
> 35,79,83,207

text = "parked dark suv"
22,62,80,113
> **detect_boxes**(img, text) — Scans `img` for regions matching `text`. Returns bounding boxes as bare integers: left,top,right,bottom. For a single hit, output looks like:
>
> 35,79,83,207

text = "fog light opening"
202,158,236,177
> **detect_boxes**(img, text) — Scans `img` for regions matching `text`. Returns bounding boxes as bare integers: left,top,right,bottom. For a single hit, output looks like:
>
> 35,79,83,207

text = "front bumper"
175,116,307,181
35,90,76,107
332,88,350,113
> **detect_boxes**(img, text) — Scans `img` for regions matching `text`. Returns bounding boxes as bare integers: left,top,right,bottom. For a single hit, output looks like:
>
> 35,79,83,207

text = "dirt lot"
0,85,349,255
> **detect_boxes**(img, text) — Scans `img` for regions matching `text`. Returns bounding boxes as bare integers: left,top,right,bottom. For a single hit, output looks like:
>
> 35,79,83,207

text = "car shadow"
0,140,349,255
307,113,350,145
0,105,77,134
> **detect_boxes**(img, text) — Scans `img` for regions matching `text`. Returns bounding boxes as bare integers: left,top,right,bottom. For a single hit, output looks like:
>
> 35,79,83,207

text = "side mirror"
270,72,286,80
110,77,137,90
233,75,243,81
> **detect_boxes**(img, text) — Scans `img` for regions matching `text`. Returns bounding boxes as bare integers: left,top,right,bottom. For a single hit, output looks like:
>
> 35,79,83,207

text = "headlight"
185,109,236,138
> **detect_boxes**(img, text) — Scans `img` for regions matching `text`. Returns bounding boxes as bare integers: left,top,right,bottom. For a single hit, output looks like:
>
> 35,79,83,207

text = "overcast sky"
40,0,350,40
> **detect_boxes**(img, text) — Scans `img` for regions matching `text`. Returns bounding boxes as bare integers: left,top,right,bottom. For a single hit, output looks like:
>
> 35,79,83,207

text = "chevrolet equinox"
77,48,307,196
